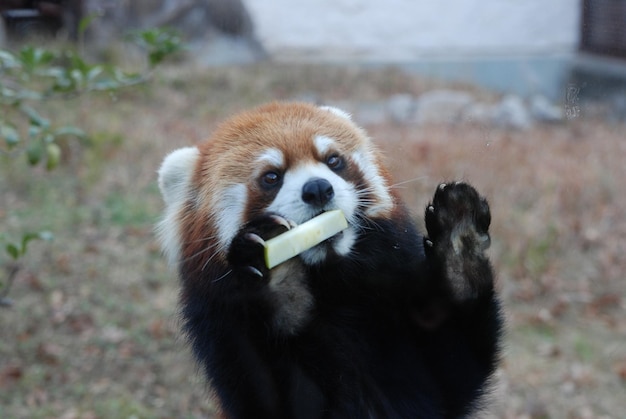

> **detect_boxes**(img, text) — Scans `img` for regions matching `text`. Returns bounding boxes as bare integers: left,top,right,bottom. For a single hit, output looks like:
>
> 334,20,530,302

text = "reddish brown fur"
179,102,395,273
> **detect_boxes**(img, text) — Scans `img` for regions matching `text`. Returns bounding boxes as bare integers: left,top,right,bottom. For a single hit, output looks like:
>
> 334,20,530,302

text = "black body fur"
179,182,502,418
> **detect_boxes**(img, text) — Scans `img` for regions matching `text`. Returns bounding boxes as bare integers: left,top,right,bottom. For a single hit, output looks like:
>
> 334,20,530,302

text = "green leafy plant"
0,28,182,305
128,28,183,68
0,232,53,307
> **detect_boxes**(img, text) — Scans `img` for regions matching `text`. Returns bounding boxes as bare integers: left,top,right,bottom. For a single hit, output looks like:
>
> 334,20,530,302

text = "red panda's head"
158,102,397,269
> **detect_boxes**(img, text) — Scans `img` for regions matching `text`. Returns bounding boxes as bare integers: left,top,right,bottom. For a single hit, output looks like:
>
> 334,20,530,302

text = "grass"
1,61,625,418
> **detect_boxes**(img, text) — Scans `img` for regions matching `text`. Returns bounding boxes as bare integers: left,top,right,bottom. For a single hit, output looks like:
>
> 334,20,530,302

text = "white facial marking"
314,135,335,156
267,162,357,224
299,226,357,265
319,105,352,121
156,147,200,268
214,183,247,255
266,162,359,265
351,149,393,216
333,227,357,256
255,148,284,169
299,244,328,265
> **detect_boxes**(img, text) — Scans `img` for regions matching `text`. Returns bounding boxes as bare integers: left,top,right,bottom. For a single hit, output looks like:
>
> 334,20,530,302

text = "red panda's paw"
227,214,294,280
424,182,490,244
423,182,492,302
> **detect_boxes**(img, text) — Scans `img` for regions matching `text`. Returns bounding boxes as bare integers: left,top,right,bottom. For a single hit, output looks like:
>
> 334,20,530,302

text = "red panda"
157,102,502,419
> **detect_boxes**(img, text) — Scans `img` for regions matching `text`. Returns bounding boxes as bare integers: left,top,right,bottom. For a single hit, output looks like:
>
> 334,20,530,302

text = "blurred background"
1,1,625,418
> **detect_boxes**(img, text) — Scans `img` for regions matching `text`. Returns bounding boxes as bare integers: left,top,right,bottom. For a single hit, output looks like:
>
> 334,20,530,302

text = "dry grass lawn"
1,62,625,418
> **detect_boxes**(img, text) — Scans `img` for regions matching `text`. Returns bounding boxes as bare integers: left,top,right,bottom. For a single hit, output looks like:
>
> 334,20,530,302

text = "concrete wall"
243,0,582,60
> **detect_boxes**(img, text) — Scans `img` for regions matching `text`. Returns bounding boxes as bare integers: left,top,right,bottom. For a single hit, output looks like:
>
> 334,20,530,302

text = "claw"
438,183,447,191
427,205,435,213
270,215,295,230
245,233,266,246
425,239,434,248
246,266,264,278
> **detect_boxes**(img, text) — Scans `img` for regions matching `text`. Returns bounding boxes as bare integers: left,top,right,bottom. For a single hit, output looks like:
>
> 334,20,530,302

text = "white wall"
243,0,581,60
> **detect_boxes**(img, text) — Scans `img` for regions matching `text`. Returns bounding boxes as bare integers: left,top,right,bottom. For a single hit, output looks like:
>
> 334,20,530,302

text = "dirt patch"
1,63,624,418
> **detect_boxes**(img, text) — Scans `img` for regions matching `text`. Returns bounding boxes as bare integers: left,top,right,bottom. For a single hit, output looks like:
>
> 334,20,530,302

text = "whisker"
354,185,377,194
390,176,429,189
185,235,219,245
364,217,385,233
201,247,224,272
212,269,232,283
182,240,220,263
351,210,379,235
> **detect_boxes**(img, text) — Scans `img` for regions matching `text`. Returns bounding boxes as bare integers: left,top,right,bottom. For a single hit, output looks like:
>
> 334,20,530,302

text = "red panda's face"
158,102,396,268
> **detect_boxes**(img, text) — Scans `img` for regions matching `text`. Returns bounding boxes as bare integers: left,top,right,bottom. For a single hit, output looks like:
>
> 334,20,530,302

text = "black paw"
227,214,295,280
424,182,490,252
424,182,492,301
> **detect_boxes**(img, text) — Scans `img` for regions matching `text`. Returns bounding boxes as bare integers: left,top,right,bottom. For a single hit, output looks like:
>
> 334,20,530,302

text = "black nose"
302,178,334,207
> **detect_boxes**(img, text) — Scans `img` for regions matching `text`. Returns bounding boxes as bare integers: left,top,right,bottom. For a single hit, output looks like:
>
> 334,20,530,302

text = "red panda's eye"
261,171,280,187
326,155,344,170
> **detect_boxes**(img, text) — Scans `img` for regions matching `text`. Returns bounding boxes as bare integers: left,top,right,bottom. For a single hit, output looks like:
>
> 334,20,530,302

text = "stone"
493,94,532,130
462,102,498,125
414,90,474,124
530,95,564,123
386,94,416,124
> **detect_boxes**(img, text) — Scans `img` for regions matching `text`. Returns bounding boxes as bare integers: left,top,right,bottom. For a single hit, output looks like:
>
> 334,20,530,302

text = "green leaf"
90,79,119,91
1,124,20,148
1,85,18,101
26,140,43,165
0,50,19,69
86,65,104,82
129,28,183,68
70,68,85,88
54,126,86,140
16,88,42,101
6,244,19,260
46,143,62,170
20,105,50,128
19,46,56,73
28,124,42,140
19,231,53,256
21,232,41,250
113,69,143,86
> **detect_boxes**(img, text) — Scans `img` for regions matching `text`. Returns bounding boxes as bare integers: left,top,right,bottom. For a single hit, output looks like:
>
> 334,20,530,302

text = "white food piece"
264,210,348,269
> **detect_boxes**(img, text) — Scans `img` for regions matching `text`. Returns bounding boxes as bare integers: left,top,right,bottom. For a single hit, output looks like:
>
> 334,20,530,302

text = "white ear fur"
319,105,352,121
156,146,199,268
158,147,200,206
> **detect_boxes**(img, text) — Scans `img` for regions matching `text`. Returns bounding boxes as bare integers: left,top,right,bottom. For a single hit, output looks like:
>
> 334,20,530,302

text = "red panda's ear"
319,105,352,121
158,147,200,206
157,147,200,268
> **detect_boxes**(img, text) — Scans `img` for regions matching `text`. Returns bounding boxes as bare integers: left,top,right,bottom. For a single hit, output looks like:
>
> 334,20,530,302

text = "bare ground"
1,63,625,418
